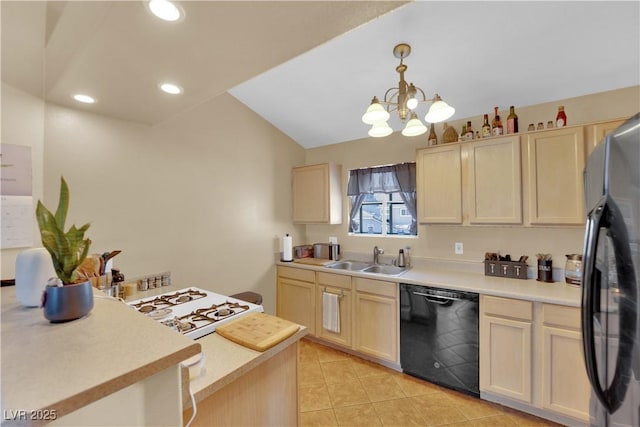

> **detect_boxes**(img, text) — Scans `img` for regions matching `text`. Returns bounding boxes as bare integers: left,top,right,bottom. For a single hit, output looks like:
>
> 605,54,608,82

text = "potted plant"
36,177,94,322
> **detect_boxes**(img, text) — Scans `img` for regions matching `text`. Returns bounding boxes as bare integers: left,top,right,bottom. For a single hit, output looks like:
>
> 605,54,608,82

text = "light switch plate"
455,242,463,255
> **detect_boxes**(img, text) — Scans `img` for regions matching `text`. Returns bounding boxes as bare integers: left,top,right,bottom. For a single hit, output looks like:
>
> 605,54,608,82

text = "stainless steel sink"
361,264,408,276
325,260,408,276
325,260,371,271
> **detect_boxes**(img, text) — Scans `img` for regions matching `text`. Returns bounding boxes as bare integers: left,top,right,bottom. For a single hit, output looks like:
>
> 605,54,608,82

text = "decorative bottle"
507,106,519,134
481,114,491,138
460,124,467,141
428,123,438,146
465,121,474,140
556,106,567,127
492,107,503,136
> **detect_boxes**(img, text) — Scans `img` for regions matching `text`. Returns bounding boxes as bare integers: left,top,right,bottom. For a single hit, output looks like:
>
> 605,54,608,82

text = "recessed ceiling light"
147,0,183,22
159,83,183,95
72,94,96,104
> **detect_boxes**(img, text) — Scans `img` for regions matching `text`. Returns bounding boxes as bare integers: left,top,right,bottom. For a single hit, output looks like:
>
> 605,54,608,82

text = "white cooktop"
127,287,263,340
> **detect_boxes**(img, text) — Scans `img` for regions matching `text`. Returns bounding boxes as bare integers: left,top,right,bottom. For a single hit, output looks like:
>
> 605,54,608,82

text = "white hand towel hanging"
322,292,340,333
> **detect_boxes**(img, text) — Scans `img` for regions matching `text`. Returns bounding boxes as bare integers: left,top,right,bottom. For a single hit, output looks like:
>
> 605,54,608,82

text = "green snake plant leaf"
35,177,91,285
54,177,69,230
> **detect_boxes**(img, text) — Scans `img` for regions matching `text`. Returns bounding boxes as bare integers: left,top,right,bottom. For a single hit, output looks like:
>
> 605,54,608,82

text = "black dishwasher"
400,283,479,397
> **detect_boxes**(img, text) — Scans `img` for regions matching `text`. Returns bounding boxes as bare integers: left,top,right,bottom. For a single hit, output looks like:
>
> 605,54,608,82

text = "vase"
42,280,94,322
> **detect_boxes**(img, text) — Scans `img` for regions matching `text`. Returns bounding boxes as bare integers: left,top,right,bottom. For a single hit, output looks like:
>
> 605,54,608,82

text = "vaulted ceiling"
2,1,639,148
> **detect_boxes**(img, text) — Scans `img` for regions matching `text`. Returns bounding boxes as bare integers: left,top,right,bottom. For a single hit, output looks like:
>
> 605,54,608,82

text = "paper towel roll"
282,234,293,262
15,248,57,307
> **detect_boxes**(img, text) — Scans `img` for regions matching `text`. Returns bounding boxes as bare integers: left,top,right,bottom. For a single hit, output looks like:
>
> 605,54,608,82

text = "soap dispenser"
397,249,406,268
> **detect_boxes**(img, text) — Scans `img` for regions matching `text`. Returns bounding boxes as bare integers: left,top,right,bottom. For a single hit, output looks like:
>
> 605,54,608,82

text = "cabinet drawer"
277,266,315,283
542,304,580,330
354,277,396,298
317,272,352,290
482,295,533,321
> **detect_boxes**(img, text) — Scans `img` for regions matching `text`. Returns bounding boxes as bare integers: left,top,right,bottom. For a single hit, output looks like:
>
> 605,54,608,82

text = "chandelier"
361,43,455,138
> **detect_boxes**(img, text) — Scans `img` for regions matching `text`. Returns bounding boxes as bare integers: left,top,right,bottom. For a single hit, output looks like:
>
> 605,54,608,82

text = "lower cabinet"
480,295,589,424
276,266,398,365
316,272,352,348
276,266,316,335
540,304,590,421
480,296,533,403
353,277,398,364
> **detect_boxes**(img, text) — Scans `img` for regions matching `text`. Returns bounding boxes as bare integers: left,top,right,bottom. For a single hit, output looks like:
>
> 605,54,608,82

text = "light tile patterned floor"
299,339,563,427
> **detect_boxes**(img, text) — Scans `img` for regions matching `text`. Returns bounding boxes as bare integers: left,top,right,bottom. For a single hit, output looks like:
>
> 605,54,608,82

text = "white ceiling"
230,1,640,148
2,1,639,149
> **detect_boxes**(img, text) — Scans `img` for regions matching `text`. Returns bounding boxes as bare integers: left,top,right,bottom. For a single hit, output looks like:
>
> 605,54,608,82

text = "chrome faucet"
373,246,384,265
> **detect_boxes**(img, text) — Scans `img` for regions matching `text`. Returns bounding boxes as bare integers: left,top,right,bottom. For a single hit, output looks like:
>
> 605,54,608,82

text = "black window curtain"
347,162,417,234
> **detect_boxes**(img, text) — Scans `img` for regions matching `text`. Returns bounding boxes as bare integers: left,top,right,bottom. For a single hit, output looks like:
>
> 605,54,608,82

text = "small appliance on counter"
313,243,340,260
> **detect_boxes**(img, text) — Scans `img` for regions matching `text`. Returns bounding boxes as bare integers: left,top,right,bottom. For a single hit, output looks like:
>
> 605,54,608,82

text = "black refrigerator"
582,113,640,427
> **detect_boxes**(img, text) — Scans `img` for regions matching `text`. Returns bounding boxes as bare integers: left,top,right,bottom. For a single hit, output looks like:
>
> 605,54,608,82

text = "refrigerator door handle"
582,197,609,410
582,197,639,413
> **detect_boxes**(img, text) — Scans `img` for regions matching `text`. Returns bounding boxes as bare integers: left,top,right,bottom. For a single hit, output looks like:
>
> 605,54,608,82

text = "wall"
41,93,305,313
304,86,640,267
1,83,45,278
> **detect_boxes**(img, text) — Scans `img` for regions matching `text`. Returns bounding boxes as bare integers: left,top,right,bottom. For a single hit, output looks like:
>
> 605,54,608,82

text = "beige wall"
304,86,640,267
35,93,305,313
1,83,46,278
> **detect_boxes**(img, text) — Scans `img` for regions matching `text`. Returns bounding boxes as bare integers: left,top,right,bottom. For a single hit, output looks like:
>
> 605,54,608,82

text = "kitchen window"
347,162,417,236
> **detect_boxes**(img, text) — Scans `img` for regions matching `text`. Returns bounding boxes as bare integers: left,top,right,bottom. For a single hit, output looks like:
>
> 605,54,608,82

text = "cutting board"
216,312,300,352
292,258,333,266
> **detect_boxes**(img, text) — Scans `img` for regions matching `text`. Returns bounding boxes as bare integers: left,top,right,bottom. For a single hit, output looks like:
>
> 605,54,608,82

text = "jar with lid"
564,254,582,286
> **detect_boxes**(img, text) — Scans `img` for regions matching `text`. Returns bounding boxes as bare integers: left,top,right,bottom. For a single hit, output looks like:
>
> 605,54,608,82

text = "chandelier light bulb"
425,94,455,123
362,97,390,125
368,121,393,138
406,97,419,110
401,113,427,137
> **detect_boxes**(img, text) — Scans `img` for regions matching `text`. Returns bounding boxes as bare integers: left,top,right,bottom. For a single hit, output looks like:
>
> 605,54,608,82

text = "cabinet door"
466,136,522,224
292,163,342,224
276,277,316,335
480,315,532,403
525,127,585,225
354,292,398,363
416,144,462,223
585,119,625,156
316,285,352,347
541,326,590,421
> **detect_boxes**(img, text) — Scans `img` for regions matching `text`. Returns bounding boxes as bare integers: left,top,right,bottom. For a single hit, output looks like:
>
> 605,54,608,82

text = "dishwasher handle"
412,291,462,304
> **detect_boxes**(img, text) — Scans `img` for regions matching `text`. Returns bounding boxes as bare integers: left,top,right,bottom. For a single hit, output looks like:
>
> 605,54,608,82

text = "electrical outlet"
455,242,464,255
329,236,338,244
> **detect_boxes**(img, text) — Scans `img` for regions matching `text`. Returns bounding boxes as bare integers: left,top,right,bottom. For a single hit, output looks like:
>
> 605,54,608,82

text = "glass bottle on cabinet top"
507,106,519,134
465,121,474,140
428,122,438,146
492,107,503,136
481,114,492,138
556,106,567,127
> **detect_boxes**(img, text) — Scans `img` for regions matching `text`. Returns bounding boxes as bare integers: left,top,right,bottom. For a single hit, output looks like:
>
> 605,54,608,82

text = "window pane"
361,203,383,234
389,202,412,234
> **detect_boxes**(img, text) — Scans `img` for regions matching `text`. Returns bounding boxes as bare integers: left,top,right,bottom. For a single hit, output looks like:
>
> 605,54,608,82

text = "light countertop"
278,257,582,307
0,286,201,424
181,325,308,407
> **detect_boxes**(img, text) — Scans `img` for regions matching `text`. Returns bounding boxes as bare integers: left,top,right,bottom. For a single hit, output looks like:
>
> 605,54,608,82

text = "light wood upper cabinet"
480,296,533,403
353,277,398,363
276,266,316,335
416,144,462,224
585,118,626,156
464,136,522,224
292,163,342,224
316,272,352,347
539,304,589,422
525,126,585,225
